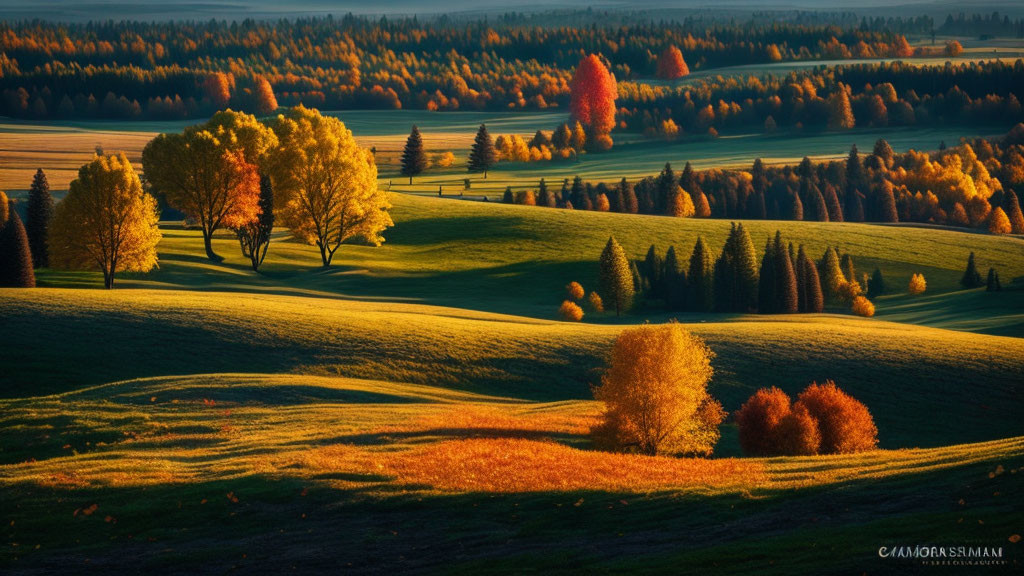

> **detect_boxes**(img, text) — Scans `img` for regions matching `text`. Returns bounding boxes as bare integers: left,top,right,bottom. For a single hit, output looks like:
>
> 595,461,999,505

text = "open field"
0,116,1008,196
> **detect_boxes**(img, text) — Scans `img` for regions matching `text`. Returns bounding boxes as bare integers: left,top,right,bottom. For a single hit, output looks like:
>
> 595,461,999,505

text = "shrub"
592,323,724,456
836,279,863,303
908,273,926,295
587,291,604,313
988,207,1011,234
566,281,585,301
735,387,791,456
558,300,584,322
850,295,875,317
796,381,878,454
774,404,821,456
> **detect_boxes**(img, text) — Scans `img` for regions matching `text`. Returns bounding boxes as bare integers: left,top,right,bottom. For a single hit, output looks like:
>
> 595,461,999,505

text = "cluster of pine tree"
0,169,53,287
612,226,884,316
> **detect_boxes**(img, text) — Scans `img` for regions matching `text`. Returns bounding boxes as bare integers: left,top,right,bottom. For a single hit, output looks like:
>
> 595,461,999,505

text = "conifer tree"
715,223,758,312
688,236,714,312
789,191,804,221
400,125,427,184
694,189,712,218
663,246,687,310
822,183,844,222
845,145,864,196
960,252,984,288
796,244,807,312
800,248,824,313
643,244,664,299
876,180,899,222
0,209,35,287
828,85,855,130
599,236,634,316
986,268,1002,292
773,231,798,313
468,124,497,178
757,238,777,314
867,267,886,298
630,260,645,294
680,162,698,198
1004,191,1024,233
502,187,514,203
26,168,53,267
840,253,856,284
819,247,845,302
845,189,865,222
802,179,828,222
656,163,675,213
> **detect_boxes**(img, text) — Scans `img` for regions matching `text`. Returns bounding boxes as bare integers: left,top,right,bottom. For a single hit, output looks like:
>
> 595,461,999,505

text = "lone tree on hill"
599,236,634,316
656,46,690,80
400,125,427,184
235,173,275,271
0,209,36,287
468,124,497,178
26,168,53,268
960,252,984,288
49,154,161,289
569,54,617,151
143,109,275,261
270,105,392,267
592,323,725,456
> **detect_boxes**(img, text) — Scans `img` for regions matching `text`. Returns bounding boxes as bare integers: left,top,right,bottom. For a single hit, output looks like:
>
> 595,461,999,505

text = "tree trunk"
203,230,223,262
103,268,114,289
409,176,413,185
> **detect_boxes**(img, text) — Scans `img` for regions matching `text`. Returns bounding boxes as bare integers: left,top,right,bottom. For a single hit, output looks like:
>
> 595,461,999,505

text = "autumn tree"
235,174,275,271
908,273,927,295
960,251,984,288
598,236,634,316
566,281,585,301
0,209,35,287
468,124,497,178
401,125,427,184
559,300,584,322
656,46,690,80
851,295,875,317
796,381,878,454
49,154,161,289
570,54,617,151
143,109,275,261
774,232,798,313
1003,191,1024,234
828,84,855,130
270,105,392,267
819,246,845,302
988,207,1012,234
252,76,278,115
25,168,53,267
0,191,9,225
944,40,964,57
592,323,725,456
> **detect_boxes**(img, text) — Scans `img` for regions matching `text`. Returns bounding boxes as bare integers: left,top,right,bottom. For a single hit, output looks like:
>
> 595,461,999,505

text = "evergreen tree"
867,267,886,298
800,249,824,313
643,244,664,299
630,260,645,294
840,253,856,284
502,187,514,203
688,236,714,312
822,183,844,222
715,223,759,312
26,168,53,267
663,246,687,310
876,180,899,222
1004,190,1024,234
468,124,496,178
599,236,635,316
872,138,895,167
0,210,36,287
400,125,427,184
960,252,984,288
986,268,1001,292
656,163,676,213
789,191,804,221
845,189,865,222
802,179,828,222
796,244,807,311
751,158,767,195
757,238,777,313
819,247,845,302
773,231,798,313
680,162,698,196
746,191,767,219
845,145,864,196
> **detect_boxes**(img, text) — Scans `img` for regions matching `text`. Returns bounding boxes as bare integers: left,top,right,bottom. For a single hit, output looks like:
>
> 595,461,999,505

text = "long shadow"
297,427,591,447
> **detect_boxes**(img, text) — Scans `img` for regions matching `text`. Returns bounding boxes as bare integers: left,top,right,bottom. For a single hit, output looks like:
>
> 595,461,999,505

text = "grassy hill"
2,192,1023,572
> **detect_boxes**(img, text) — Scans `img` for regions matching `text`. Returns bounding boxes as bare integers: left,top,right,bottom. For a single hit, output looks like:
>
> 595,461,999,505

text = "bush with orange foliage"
559,300,584,322
944,40,964,57
908,273,927,295
737,381,876,456
591,323,725,456
587,291,604,313
735,387,792,456
566,281,585,301
796,381,878,454
850,295,875,317
988,207,1012,234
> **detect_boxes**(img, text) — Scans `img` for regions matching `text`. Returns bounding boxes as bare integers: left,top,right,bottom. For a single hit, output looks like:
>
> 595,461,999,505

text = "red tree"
656,46,690,80
570,55,617,149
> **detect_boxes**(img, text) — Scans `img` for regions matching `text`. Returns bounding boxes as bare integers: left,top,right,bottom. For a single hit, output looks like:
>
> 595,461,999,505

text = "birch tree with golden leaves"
142,109,275,261
50,154,161,289
592,323,725,456
270,105,392,267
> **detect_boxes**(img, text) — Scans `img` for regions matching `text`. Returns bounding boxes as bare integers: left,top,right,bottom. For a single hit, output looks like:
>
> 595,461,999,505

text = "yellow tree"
50,154,161,288
592,323,725,456
142,109,275,261
270,105,393,267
